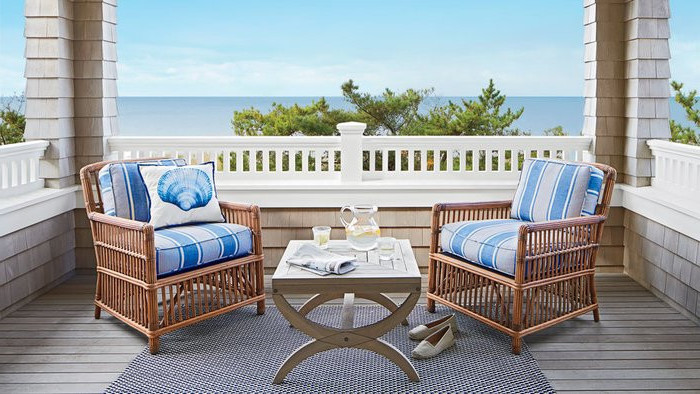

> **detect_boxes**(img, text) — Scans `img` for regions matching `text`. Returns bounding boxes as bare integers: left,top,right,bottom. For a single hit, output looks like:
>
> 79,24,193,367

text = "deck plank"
0,273,698,393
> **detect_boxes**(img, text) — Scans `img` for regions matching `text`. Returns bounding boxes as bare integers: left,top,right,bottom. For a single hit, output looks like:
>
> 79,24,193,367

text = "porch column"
24,0,76,188
72,0,119,172
583,0,671,186
24,0,118,188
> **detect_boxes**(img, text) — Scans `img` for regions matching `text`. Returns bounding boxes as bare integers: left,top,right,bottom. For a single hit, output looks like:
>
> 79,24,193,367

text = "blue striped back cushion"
97,159,187,221
581,166,604,216
511,159,592,222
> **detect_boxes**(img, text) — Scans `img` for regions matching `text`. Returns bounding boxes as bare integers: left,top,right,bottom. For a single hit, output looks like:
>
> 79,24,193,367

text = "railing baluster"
382,149,389,173
262,150,270,173
301,149,309,173
224,150,232,173
314,150,321,173
235,150,242,172
328,150,336,172
486,150,493,172
248,149,256,172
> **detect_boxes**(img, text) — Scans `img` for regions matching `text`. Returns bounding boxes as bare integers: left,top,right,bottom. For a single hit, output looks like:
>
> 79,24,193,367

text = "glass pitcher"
340,205,381,251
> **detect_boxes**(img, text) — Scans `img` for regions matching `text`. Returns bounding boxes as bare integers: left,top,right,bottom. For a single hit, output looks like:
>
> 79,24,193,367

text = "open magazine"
286,244,357,276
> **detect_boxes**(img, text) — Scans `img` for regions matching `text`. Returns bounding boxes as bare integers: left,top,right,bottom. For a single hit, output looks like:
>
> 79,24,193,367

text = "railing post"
337,122,366,183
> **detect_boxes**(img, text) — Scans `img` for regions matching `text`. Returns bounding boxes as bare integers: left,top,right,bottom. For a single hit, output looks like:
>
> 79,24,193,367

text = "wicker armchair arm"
432,200,512,228
219,201,263,255
433,200,513,213
515,215,607,283
88,211,150,231
522,215,606,232
87,212,157,283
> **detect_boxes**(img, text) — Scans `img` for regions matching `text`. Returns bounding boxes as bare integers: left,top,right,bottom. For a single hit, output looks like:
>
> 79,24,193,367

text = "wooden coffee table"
272,239,422,383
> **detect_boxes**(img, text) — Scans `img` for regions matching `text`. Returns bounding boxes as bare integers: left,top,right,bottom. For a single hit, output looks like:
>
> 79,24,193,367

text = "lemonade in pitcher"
340,205,380,251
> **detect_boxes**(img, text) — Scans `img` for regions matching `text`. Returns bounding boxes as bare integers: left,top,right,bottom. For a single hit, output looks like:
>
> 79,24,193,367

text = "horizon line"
111,95,587,98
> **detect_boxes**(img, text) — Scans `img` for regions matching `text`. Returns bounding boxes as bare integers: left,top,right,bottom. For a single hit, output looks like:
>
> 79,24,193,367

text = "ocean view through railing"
108,122,594,185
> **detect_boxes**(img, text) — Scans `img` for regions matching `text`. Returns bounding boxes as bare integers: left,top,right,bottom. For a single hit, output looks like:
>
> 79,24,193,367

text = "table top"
272,239,421,294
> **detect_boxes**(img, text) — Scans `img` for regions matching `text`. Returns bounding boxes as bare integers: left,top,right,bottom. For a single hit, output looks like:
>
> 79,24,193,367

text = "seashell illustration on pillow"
157,168,213,211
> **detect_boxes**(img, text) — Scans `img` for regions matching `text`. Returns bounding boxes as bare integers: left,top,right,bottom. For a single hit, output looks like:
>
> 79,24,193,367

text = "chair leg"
427,258,436,313
257,299,266,315
512,287,524,355
148,337,160,354
94,274,102,319
589,274,600,322
426,298,436,313
511,336,522,355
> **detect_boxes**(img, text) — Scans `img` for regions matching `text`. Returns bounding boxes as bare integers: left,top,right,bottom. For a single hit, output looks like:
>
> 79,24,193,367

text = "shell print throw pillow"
138,162,224,229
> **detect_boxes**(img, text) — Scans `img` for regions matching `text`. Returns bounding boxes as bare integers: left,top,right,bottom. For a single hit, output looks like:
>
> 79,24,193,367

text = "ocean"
116,97,691,137
1,96,689,136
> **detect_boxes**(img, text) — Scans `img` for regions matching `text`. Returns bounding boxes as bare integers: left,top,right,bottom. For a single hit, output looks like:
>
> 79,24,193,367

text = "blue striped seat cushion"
98,159,186,220
511,159,592,222
154,223,253,278
440,219,527,276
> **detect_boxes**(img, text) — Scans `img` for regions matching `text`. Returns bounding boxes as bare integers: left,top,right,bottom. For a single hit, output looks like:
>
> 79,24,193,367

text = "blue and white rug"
107,305,554,393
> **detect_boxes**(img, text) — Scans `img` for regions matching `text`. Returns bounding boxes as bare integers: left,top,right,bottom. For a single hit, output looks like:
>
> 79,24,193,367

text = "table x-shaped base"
272,291,420,384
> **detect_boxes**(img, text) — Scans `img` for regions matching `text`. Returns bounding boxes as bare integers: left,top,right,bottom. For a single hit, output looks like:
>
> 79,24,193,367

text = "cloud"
116,44,583,96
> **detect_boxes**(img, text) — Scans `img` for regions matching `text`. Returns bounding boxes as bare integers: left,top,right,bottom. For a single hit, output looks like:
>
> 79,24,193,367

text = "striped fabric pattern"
581,166,604,216
98,166,116,216
154,222,253,278
511,159,591,222
97,159,186,221
441,219,527,276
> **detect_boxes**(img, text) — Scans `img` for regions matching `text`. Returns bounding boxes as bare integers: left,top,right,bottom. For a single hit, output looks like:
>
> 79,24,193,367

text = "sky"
1,0,699,97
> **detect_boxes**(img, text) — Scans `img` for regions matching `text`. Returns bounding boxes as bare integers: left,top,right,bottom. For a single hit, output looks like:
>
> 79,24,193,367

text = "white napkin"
286,244,357,276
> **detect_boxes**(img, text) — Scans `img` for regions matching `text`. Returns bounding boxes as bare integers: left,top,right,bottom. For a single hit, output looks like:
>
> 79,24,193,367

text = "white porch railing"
0,140,49,198
108,122,593,185
648,139,700,196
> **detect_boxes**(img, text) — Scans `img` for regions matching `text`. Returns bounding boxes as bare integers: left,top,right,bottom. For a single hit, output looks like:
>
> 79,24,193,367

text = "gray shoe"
411,326,456,359
408,314,458,340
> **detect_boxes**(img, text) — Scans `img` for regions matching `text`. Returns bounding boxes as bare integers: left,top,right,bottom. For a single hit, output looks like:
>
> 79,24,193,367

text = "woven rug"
107,305,554,393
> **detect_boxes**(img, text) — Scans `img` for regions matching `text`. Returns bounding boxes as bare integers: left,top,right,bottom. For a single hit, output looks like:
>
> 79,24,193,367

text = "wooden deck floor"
0,274,699,393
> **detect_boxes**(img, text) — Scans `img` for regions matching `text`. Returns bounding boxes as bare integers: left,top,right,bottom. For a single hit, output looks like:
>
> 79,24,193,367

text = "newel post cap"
336,121,367,135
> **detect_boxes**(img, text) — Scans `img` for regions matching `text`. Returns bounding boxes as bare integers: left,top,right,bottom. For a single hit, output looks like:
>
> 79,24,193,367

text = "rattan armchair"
80,159,265,354
427,162,616,354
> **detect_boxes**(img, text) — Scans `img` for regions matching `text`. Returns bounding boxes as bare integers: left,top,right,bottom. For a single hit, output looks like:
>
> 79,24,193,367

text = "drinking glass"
312,226,331,249
377,237,396,260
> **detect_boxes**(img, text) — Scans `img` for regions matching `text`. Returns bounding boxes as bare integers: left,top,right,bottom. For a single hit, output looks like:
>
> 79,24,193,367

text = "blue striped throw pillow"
581,166,604,216
97,159,187,221
511,158,592,222
98,166,116,216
